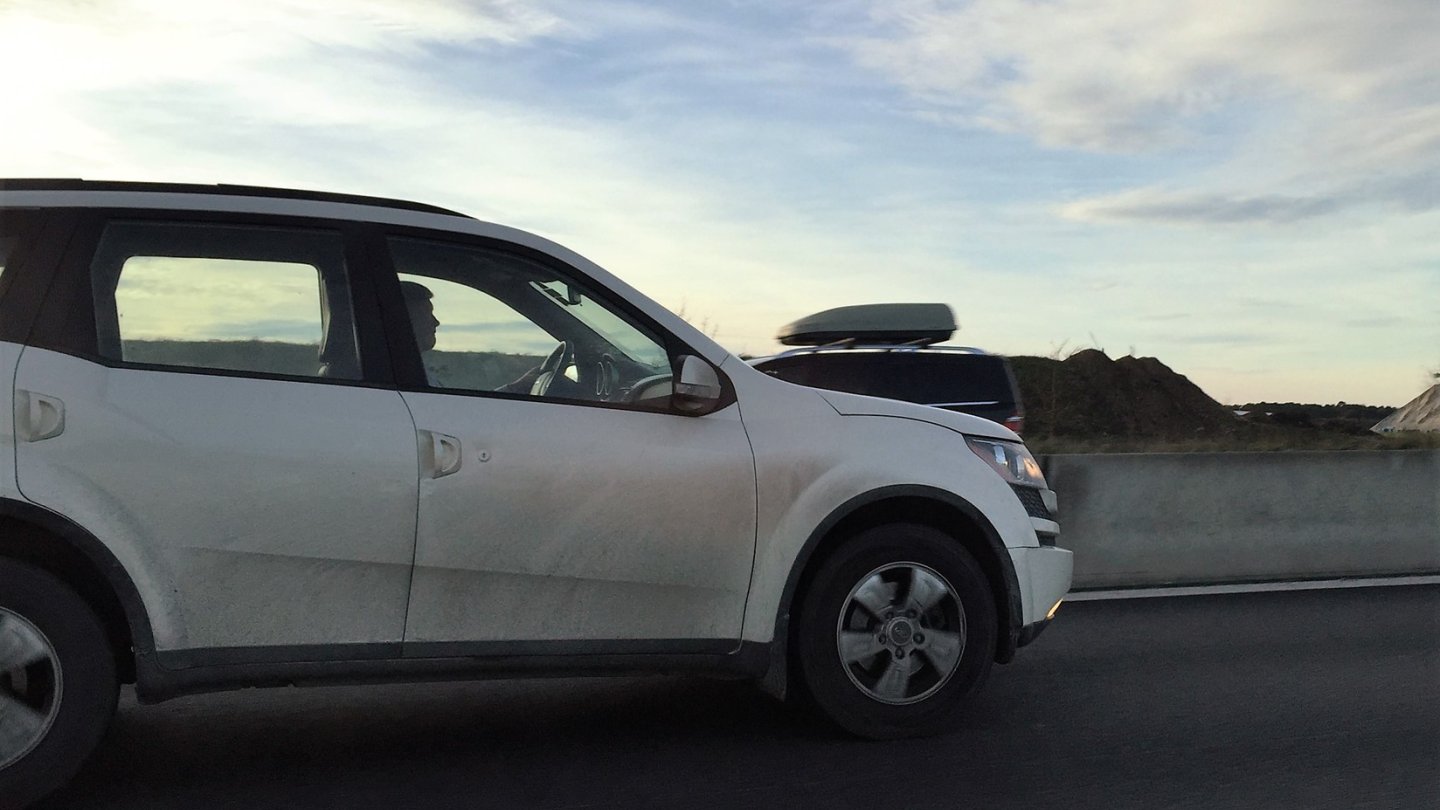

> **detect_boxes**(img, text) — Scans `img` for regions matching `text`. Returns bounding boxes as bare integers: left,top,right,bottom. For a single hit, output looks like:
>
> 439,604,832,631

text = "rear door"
12,212,420,656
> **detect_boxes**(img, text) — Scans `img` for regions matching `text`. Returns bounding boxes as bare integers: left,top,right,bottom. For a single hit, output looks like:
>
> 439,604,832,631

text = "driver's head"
400,280,439,352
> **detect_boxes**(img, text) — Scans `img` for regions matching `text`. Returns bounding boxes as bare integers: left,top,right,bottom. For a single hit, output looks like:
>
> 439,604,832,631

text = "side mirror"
672,355,723,415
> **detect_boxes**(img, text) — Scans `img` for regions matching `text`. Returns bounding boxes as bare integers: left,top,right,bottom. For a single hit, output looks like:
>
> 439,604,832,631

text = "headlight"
965,437,1047,488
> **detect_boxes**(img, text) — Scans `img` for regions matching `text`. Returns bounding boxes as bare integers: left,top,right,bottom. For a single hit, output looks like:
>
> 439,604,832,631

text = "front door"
380,233,758,651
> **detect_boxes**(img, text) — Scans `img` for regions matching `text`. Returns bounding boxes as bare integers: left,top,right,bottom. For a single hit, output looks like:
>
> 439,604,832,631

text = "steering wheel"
530,340,575,397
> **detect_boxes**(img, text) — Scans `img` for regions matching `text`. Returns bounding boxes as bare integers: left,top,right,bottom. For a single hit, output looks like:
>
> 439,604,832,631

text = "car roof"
0,178,470,218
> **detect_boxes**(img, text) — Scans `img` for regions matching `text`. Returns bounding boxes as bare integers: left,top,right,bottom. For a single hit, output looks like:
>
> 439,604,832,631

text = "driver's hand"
496,366,541,394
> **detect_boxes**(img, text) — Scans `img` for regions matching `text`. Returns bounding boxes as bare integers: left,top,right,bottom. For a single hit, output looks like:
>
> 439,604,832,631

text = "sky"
1,0,1436,406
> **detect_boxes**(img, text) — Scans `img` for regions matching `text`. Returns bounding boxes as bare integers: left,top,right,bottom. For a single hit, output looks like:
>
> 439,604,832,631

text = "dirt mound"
1009,349,1238,439
1372,385,1440,433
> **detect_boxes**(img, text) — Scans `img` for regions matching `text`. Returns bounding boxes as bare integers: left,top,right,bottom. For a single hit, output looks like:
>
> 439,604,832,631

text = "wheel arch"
761,485,1022,699
0,498,154,683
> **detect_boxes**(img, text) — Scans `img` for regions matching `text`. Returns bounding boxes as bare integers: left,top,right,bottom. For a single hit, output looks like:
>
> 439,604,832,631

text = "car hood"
816,389,1020,442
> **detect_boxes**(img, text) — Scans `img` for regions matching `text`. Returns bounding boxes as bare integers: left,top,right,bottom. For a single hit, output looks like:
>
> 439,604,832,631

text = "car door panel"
13,348,420,651
10,214,423,655
401,393,756,645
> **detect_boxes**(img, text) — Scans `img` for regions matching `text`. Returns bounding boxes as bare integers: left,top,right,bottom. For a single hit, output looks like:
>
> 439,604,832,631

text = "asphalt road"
40,585,1440,810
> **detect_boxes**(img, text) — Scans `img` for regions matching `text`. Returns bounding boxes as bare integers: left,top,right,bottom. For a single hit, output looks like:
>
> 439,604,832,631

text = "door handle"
418,430,462,479
15,390,65,442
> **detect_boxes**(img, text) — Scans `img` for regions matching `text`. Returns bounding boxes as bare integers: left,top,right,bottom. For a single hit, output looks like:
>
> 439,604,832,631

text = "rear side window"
89,222,361,380
759,352,1017,406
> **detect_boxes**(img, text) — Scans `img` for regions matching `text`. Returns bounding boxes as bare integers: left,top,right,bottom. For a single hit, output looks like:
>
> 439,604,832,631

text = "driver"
401,278,545,394
400,280,443,386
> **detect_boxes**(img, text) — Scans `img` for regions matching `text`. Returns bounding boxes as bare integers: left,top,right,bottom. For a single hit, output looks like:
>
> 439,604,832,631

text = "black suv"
749,304,1026,434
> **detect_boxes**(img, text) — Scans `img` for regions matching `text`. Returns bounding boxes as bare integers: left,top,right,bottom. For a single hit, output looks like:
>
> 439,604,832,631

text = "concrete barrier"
1041,450,1440,589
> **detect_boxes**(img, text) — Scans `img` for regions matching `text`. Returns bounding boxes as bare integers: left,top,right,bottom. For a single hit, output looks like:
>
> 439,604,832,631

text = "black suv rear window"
758,352,1017,406
0,235,14,279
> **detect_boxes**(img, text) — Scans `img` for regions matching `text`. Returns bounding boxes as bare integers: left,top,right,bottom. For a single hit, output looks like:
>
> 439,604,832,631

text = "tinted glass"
758,352,1016,406
0,235,14,277
0,210,43,341
90,222,360,379
389,236,673,406
396,271,555,391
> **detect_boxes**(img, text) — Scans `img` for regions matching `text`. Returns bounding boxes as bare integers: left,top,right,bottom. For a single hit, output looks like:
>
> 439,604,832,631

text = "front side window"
389,236,673,405
90,223,360,380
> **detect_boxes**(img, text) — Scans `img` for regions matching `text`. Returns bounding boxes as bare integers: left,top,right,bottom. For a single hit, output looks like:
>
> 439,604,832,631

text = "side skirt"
135,640,770,704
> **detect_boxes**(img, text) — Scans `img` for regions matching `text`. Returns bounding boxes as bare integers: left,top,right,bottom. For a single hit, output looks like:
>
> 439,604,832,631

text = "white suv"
0,180,1071,805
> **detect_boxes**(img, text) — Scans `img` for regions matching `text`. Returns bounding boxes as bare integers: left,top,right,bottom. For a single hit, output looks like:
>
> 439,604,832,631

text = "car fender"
727,363,1033,646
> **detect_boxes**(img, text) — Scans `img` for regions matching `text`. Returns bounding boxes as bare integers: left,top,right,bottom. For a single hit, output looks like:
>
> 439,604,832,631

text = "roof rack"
777,303,957,346
764,343,991,361
0,178,472,218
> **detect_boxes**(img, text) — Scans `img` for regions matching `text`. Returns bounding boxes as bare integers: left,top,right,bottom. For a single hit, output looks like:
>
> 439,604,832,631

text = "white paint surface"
13,348,420,650
401,391,758,642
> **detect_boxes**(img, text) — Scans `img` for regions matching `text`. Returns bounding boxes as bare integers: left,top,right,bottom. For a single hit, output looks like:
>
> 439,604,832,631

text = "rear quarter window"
88,221,362,380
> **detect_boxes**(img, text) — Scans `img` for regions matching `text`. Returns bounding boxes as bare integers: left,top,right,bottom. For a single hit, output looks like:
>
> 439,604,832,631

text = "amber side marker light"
1046,600,1063,621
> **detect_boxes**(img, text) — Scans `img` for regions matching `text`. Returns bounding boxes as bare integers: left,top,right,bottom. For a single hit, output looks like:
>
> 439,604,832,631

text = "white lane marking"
1066,574,1440,602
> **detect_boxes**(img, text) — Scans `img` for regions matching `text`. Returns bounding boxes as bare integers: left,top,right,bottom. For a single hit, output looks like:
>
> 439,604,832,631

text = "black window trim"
0,179,471,218
364,222,738,416
0,208,82,347
26,208,401,390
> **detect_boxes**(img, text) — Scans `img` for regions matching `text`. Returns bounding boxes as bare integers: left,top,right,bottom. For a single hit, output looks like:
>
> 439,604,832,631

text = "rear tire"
0,560,118,810
794,523,996,739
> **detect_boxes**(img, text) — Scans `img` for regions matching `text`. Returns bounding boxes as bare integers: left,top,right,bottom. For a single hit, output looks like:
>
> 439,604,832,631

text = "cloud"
839,0,1437,151
836,0,1440,225
1343,316,1408,330
3,0,1434,405
1061,189,1343,225
0,1,710,226
205,319,324,342
0,0,574,180
0,0,877,359
1061,170,1440,226
1171,332,1270,347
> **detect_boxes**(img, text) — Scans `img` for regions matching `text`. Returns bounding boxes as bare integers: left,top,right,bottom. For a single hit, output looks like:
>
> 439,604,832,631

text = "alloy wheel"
834,562,967,705
0,607,63,770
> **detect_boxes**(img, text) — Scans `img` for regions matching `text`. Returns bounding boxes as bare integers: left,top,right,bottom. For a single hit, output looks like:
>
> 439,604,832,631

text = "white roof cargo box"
777,303,957,346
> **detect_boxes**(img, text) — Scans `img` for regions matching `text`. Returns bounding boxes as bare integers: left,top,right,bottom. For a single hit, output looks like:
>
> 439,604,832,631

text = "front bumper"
1010,544,1073,629
1017,617,1053,648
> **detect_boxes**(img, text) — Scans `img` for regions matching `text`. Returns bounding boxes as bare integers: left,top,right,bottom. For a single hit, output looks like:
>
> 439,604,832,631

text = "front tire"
794,524,996,739
0,560,118,809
